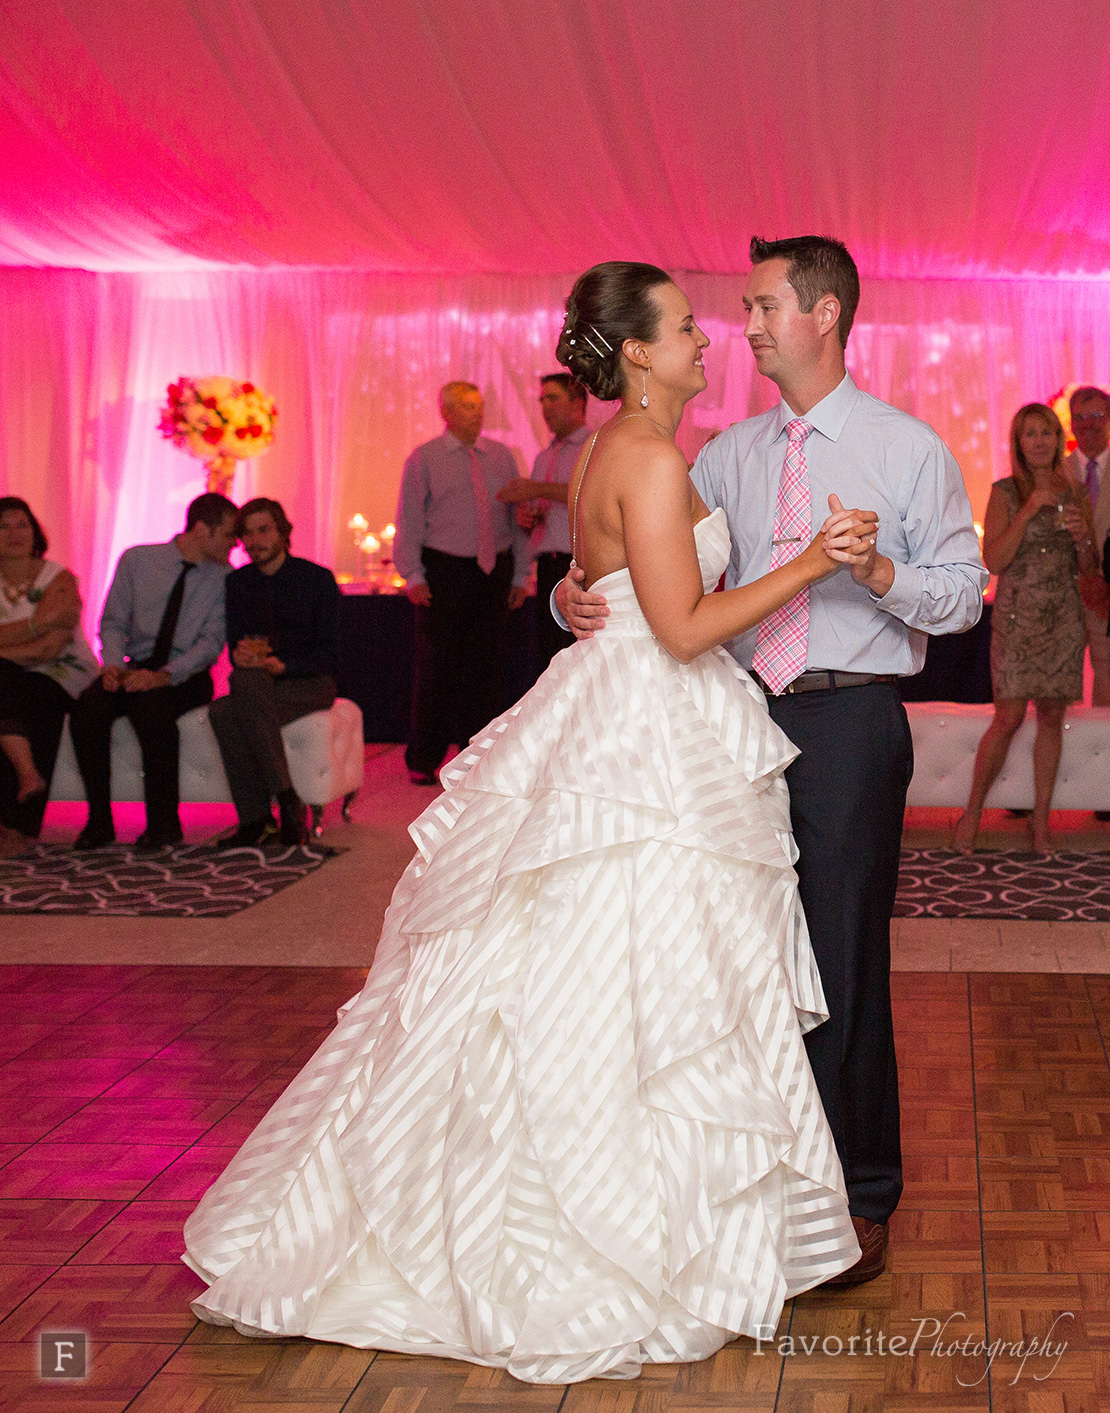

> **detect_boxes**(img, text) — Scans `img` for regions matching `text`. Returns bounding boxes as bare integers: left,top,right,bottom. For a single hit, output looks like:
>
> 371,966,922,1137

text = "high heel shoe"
953,811,979,855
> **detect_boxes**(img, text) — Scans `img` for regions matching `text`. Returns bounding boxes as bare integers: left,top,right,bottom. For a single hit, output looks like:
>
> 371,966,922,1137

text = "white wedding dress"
183,507,859,1382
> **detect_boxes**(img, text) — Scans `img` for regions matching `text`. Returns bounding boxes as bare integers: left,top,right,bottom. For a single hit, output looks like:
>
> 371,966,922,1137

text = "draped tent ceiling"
4,0,1110,278
4,0,1110,640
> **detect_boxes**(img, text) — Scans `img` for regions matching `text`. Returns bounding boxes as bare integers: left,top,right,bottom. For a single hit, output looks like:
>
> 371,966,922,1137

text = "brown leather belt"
753,670,899,696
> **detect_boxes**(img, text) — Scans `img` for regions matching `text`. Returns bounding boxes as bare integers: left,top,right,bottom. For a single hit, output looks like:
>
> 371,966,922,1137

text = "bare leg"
1031,700,1067,852
954,700,1029,853
0,732,47,803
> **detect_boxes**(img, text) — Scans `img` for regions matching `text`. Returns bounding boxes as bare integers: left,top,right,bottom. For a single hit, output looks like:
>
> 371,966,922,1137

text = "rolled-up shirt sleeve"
873,441,988,634
394,448,428,586
97,553,133,667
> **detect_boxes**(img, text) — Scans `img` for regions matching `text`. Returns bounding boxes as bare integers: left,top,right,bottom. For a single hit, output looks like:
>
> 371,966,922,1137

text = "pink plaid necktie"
468,447,497,574
752,418,814,694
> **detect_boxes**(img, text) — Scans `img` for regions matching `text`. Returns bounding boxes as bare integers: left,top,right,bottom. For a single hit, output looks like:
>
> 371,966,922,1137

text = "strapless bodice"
586,507,730,638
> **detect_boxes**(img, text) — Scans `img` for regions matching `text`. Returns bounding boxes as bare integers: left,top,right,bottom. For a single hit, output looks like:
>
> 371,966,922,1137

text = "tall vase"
205,452,238,496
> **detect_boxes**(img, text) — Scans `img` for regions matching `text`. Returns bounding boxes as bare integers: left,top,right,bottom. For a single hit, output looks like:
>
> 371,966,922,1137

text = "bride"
183,262,872,1383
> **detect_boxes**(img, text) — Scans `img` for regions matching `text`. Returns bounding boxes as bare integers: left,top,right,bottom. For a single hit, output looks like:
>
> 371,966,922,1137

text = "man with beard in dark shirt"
210,498,339,847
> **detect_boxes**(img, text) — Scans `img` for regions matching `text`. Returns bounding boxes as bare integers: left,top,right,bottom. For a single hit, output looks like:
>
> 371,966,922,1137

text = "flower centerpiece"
158,376,278,494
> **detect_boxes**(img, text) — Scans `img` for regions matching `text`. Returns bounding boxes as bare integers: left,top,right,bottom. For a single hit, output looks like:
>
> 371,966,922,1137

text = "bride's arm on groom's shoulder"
626,454,875,665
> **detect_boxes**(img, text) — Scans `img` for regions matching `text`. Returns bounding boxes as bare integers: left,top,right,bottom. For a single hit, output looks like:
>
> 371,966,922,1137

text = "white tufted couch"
48,698,365,834
905,702,1110,809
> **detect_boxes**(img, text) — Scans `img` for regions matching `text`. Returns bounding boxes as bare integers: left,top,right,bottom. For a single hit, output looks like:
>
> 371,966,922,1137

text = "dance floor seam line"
964,971,996,1392
1,965,1108,1412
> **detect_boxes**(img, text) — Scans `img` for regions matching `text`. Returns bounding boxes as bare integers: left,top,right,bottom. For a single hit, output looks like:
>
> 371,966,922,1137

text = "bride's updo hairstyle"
556,262,672,401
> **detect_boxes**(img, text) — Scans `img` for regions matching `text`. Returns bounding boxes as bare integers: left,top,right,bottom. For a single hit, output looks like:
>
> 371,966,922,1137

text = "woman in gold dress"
955,404,1097,853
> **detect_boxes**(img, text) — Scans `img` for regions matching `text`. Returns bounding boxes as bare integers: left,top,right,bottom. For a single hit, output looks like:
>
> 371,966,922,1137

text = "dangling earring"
641,368,649,409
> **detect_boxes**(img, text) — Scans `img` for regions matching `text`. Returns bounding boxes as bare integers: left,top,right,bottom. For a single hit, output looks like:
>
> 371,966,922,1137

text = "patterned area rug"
0,840,342,917
897,848,1110,920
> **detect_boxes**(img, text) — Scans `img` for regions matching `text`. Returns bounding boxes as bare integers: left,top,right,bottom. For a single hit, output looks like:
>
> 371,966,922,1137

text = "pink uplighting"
3,3,1110,634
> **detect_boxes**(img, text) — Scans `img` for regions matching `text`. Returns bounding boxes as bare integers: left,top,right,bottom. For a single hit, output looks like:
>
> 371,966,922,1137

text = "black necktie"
144,562,194,671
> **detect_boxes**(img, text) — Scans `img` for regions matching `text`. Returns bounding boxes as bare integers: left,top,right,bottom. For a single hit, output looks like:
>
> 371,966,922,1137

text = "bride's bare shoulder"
601,424,688,483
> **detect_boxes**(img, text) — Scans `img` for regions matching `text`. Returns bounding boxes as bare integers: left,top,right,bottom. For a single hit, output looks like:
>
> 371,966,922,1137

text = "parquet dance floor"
1,963,1108,1411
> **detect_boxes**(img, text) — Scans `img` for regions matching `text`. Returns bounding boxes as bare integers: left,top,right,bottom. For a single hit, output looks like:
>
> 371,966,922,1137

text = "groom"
558,236,986,1282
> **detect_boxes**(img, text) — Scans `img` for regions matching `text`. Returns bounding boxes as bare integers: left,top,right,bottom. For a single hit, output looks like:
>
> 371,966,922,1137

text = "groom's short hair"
749,236,860,349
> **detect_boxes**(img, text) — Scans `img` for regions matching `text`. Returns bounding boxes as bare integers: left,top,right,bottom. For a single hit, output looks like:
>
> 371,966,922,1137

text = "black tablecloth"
339,595,995,741
337,593,543,742
897,603,993,704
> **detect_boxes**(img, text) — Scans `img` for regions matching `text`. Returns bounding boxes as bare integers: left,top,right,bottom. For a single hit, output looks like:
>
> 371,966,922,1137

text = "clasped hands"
819,494,891,592
557,494,890,639
102,664,172,693
232,636,285,675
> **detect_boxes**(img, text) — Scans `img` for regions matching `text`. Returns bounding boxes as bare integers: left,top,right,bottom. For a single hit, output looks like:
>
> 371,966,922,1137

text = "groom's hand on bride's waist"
558,565,609,639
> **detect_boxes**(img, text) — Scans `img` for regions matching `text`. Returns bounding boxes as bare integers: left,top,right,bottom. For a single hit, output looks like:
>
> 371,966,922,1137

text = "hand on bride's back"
558,566,609,639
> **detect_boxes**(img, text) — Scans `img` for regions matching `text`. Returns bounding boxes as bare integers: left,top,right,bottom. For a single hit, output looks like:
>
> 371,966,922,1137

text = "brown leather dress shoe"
823,1216,888,1285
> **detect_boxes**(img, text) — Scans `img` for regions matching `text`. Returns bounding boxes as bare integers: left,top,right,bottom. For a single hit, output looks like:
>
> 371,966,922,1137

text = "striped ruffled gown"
183,507,859,1382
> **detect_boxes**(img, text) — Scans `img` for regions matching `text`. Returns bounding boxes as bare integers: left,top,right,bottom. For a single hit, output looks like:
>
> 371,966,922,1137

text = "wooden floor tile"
135,1336,377,1410
137,1146,239,1201
887,1210,982,1274
1067,1214,1110,1273
16,1019,191,1062
1079,1274,1110,1345
0,1024,61,1063
900,1154,980,1209
103,1055,283,1100
0,1260,204,1341
0,1198,125,1262
0,1339,177,1412
0,1263,58,1320
900,1106,977,1155
69,1200,197,1265
0,963,1105,1409
1049,1099,1110,1156
1061,1157,1110,1210
343,1351,562,1412
0,1094,97,1144
47,1095,239,1147
0,1056,144,1099
983,1211,1076,1273
978,1158,1066,1212
0,1143,186,1200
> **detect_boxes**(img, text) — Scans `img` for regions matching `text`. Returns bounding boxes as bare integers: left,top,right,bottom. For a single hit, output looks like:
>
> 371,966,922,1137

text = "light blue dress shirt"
531,422,590,558
690,373,988,675
98,541,228,685
395,431,530,587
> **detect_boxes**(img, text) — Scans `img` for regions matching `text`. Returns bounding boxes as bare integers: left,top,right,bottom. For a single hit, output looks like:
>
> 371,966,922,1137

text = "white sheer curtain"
4,1,1110,280
4,267,1110,645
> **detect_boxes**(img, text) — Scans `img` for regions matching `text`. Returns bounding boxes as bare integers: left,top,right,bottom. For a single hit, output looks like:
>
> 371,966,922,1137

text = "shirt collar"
444,430,483,454
550,422,590,450
775,371,859,444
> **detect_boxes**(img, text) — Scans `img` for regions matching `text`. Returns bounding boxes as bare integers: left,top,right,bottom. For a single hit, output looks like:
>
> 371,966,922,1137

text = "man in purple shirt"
499,374,589,671
395,381,529,784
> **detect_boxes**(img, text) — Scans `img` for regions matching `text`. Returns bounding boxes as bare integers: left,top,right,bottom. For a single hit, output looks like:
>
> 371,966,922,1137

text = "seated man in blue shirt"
210,498,340,848
70,492,238,850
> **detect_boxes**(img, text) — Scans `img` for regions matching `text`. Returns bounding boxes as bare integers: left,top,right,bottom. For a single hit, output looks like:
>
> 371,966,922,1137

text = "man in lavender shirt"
394,381,529,784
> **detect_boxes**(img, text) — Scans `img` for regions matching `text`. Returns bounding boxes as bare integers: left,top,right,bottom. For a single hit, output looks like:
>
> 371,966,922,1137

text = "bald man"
394,382,530,783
